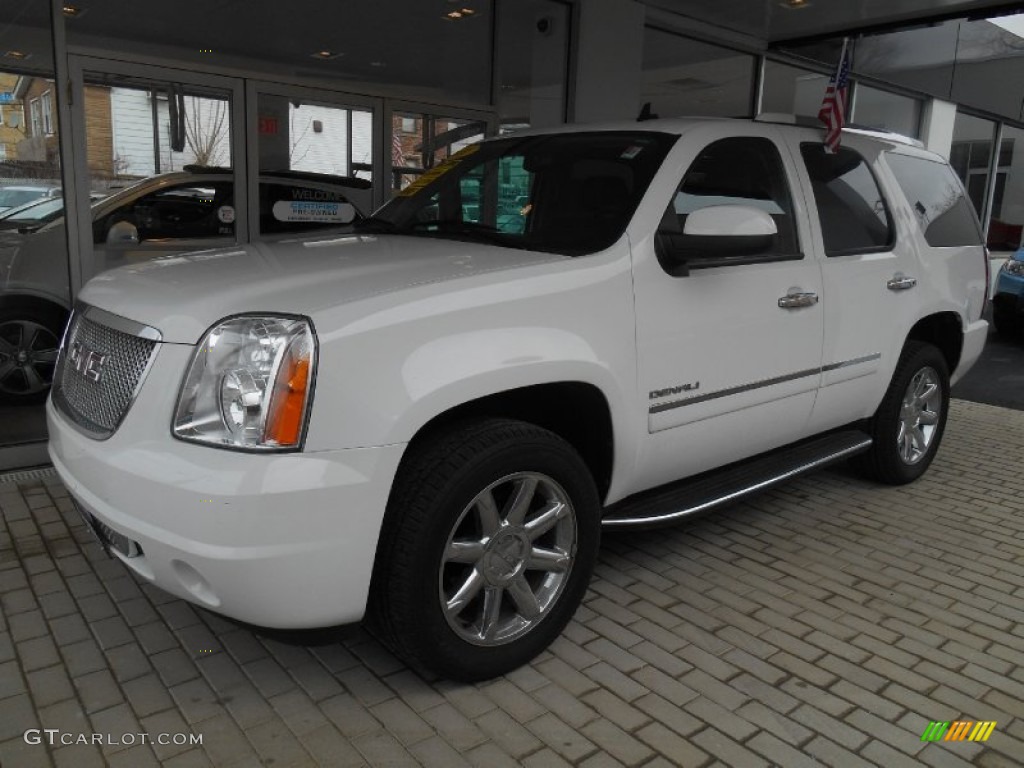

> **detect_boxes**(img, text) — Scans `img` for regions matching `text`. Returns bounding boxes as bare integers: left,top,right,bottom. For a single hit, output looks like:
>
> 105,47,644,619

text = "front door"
632,125,824,492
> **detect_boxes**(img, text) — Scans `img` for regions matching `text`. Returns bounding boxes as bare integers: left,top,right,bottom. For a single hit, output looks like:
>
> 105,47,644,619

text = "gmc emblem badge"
68,341,108,383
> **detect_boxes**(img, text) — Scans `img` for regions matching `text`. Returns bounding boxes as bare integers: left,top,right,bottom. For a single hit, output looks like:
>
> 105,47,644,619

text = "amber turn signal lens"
264,350,311,447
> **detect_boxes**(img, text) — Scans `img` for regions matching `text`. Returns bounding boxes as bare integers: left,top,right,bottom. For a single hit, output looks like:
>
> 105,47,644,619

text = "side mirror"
106,220,140,245
683,205,777,239
656,204,777,277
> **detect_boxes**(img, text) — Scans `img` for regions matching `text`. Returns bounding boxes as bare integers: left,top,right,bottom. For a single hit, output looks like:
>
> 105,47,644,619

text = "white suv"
47,118,988,680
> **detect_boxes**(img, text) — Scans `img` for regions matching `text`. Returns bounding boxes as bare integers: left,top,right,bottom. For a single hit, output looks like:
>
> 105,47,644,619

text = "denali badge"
650,381,700,399
68,341,108,383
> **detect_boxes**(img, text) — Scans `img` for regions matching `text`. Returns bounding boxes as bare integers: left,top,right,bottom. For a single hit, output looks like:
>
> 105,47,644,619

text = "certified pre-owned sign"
272,200,355,224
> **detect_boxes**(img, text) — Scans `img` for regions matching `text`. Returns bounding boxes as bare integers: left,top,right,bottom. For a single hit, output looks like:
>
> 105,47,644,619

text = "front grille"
54,309,159,439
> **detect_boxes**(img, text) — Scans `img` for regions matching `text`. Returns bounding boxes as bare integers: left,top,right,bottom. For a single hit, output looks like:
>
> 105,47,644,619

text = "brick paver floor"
1,399,1023,767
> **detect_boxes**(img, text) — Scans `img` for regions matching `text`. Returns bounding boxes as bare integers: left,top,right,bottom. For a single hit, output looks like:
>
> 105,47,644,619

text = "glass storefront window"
950,112,998,220
642,29,756,118
989,124,1024,252
495,0,571,132
390,112,487,195
760,60,831,119
851,84,921,138
256,92,375,235
852,22,960,102
0,0,66,462
950,16,1024,124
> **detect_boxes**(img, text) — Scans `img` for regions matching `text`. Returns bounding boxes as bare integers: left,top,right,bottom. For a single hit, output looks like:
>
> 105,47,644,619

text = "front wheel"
370,419,600,681
854,341,950,485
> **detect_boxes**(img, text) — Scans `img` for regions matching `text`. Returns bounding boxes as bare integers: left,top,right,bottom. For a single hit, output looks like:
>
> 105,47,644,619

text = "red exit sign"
259,116,279,135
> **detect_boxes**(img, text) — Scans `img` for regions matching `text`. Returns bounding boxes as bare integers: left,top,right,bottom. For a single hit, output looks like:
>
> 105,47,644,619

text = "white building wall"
110,89,230,178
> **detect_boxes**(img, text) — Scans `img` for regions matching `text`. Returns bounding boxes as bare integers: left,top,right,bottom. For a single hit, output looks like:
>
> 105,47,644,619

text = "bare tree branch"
183,96,229,167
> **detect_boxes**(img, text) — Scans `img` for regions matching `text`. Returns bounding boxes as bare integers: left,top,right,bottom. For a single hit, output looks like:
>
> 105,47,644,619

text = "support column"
919,98,957,159
571,0,645,124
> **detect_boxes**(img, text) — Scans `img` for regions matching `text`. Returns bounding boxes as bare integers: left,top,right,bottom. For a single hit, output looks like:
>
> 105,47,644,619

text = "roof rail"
843,124,924,148
754,113,821,128
753,113,924,148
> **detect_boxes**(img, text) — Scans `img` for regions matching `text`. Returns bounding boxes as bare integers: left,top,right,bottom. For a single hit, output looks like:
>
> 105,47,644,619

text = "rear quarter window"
884,153,983,247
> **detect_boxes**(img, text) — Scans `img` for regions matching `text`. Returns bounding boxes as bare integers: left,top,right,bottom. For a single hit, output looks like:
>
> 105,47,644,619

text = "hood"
77,234,568,343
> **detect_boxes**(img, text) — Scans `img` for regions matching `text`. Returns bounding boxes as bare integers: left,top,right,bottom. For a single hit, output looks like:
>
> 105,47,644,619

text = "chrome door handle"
887,274,917,291
778,292,819,309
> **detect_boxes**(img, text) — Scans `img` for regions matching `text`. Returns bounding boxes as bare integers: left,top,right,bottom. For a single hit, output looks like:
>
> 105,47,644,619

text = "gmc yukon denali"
47,118,989,680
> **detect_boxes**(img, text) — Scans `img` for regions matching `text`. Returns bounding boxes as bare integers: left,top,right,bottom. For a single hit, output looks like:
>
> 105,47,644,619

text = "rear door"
784,136,920,434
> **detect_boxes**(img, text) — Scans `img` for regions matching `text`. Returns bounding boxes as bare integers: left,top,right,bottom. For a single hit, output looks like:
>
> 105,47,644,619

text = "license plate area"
74,502,142,559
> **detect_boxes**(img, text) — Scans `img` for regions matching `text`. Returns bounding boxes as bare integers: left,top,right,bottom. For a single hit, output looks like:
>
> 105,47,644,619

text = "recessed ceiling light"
4,50,29,60
62,4,86,17
310,50,342,61
780,0,812,8
370,61,386,68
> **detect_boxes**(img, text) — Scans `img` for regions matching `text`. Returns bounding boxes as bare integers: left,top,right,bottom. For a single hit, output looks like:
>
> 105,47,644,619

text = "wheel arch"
400,382,616,502
0,292,71,321
905,311,962,374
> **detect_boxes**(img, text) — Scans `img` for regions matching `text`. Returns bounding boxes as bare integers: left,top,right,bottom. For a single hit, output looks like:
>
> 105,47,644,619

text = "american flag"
818,39,851,154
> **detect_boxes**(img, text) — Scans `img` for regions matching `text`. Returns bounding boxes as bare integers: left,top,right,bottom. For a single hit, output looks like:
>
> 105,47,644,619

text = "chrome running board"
602,431,872,530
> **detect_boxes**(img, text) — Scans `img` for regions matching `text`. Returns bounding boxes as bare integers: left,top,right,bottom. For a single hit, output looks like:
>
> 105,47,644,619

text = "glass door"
247,81,381,234
387,102,495,198
66,57,246,289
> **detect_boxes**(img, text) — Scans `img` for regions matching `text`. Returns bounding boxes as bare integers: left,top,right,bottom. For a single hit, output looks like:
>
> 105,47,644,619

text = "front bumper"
48,393,405,629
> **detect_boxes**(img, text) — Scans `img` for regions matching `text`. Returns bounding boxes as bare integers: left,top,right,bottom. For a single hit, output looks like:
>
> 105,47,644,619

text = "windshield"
0,188,46,209
364,131,677,255
0,197,64,223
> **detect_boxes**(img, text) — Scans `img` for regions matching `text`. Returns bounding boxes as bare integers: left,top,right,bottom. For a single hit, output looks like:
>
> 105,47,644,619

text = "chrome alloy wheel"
0,320,60,396
439,472,577,647
897,366,942,465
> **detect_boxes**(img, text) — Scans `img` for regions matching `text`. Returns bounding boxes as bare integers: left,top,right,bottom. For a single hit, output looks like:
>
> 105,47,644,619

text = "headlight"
173,315,316,450
1002,258,1024,276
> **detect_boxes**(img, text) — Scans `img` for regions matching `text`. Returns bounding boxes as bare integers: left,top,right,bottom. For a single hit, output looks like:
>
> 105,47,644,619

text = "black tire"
854,341,950,485
992,311,1019,339
369,418,601,681
0,304,68,403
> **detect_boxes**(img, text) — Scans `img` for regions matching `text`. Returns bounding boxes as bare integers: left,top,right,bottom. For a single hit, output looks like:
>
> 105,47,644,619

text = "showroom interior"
1,2,1024,768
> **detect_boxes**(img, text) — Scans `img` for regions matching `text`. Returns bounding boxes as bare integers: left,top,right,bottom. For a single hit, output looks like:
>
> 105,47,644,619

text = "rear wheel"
854,341,949,485
0,306,67,402
370,418,600,681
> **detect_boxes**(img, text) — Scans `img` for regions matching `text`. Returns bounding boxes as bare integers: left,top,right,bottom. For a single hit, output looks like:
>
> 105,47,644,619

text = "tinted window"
801,144,894,256
666,136,799,259
885,153,983,247
368,132,677,256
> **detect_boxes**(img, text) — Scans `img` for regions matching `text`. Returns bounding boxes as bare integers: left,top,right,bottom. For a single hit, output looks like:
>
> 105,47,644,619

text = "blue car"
993,248,1024,336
